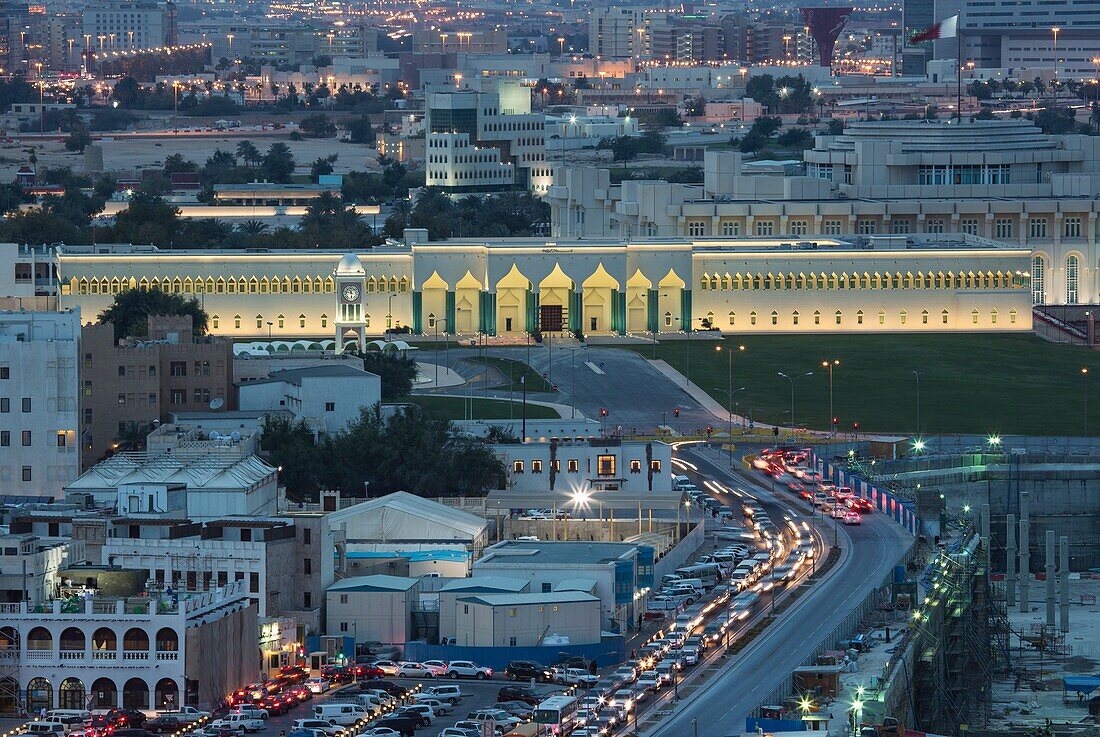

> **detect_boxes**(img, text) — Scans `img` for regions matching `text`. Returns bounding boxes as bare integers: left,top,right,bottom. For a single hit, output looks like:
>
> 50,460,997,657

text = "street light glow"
987,435,1002,446
912,439,926,451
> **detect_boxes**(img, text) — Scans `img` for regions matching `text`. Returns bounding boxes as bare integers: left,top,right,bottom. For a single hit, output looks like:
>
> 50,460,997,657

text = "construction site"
824,442,1100,737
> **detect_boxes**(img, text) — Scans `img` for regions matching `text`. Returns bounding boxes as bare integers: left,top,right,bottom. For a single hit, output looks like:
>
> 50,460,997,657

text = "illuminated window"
629,460,642,473
597,454,616,477
512,460,524,474
531,460,543,473
1066,255,1079,303
567,459,579,473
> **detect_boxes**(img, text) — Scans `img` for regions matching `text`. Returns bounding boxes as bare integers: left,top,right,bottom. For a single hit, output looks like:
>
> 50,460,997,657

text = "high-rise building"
903,0,934,73
589,7,666,59
425,80,551,195
0,309,80,498
82,0,167,53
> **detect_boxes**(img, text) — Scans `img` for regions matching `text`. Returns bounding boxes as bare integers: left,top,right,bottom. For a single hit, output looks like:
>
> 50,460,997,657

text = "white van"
672,475,691,490
313,703,369,726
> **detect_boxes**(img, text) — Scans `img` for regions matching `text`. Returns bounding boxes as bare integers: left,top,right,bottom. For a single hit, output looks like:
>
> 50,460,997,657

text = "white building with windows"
0,309,80,498
81,0,168,53
425,80,552,195
237,365,381,433
495,439,673,495
53,231,1032,346
548,120,1100,307
0,580,257,715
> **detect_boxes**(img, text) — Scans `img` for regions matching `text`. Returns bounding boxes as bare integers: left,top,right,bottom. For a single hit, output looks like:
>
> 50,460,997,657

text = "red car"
787,481,806,494
289,685,313,701
354,663,385,680
847,497,874,513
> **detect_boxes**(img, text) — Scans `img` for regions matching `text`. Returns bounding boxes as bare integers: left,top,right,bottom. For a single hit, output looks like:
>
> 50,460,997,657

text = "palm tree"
236,140,261,167
238,219,268,236
114,421,148,453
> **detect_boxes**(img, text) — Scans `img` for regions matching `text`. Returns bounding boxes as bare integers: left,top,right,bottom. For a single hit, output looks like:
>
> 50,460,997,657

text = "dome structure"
335,253,366,276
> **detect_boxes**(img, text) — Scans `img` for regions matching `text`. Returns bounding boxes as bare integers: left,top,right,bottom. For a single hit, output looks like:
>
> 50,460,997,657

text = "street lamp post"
1082,367,1090,436
777,371,814,430
912,369,921,435
1051,27,1060,100
822,359,840,434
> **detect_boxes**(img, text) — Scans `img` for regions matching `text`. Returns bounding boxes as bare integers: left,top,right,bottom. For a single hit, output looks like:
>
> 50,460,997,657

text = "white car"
397,704,435,724
305,677,330,694
230,706,269,720
637,671,661,692
467,711,520,730
421,660,450,677
414,698,451,716
372,660,400,676
396,661,437,678
556,668,598,687
445,660,493,679
439,729,479,737
358,729,399,737
290,721,343,737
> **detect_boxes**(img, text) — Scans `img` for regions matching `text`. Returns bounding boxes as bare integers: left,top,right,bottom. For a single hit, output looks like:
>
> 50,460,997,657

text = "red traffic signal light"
832,417,839,426
599,407,609,417
852,421,860,430
673,408,680,417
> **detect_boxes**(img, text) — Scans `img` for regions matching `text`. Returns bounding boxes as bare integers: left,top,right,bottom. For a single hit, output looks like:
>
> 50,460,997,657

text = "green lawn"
466,356,554,392
403,395,560,421
631,333,1097,436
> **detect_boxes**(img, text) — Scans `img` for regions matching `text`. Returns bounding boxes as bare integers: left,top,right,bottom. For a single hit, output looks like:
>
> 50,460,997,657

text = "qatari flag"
911,14,958,43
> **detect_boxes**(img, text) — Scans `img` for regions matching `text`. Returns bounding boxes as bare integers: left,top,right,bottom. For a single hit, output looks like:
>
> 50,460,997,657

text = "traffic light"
673,408,680,418
599,407,609,417
852,421,860,430
773,426,779,436
832,417,839,426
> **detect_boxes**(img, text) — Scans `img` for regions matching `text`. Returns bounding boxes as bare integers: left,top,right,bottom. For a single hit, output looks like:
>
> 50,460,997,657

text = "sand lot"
0,130,382,180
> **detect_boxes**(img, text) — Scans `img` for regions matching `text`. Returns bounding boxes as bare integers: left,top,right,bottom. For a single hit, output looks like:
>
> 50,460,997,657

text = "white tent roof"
65,451,276,492
331,491,488,542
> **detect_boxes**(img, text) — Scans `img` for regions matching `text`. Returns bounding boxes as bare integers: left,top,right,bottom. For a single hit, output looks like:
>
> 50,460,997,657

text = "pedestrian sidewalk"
649,359,759,428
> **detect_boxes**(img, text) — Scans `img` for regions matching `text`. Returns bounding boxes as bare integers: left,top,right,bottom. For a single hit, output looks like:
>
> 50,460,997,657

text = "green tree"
114,421,149,453
361,351,418,399
260,415,323,499
1033,106,1075,134
64,128,92,152
111,76,144,108
110,191,181,247
97,286,208,341
299,113,337,138
310,154,338,180
345,116,374,144
163,153,198,175
776,127,813,149
261,142,295,182
236,140,262,167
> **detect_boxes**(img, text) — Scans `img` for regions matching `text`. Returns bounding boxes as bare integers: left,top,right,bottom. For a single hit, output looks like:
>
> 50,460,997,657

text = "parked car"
371,716,416,737
496,685,541,705
421,685,464,704
395,661,436,679
230,705,268,720
420,660,450,677
414,698,451,716
372,661,400,676
466,710,520,731
444,660,493,679
305,678,330,694
395,705,433,727
289,721,343,737
556,667,598,687
503,660,552,682
208,714,264,733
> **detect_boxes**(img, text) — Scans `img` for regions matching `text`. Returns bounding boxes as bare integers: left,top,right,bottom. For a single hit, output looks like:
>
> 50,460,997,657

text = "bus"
534,695,580,735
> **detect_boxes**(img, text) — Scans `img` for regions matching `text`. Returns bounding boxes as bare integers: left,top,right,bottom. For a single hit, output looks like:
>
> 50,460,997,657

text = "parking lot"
256,677,568,737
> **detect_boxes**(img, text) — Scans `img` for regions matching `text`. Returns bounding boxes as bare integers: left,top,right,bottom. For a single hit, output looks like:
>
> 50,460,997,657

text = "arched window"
26,677,52,713
1066,255,1079,304
700,274,710,290
27,627,52,652
972,308,980,324
90,677,117,709
856,310,864,325
59,678,86,710
1010,308,1018,324
299,315,307,328
277,314,285,329
771,310,778,325
321,314,329,329
900,309,908,325
792,310,800,325
60,627,85,653
750,311,757,326
922,309,929,324
728,311,736,326
122,677,149,709
233,315,242,329
942,309,949,324
878,309,885,325
835,310,842,325
814,310,821,325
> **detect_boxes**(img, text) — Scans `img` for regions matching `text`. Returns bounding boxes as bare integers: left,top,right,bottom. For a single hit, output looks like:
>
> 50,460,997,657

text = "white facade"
82,0,166,52
589,7,665,59
0,581,255,713
0,535,85,605
65,452,278,520
425,82,552,195
452,592,602,647
473,540,648,630
325,575,419,646
496,440,673,494
238,366,381,434
0,309,80,498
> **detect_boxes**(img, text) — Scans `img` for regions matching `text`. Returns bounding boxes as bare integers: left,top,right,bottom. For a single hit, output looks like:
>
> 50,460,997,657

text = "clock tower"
334,253,367,354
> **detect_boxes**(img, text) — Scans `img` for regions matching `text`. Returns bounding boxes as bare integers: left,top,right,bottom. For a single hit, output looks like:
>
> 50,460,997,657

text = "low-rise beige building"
452,591,602,647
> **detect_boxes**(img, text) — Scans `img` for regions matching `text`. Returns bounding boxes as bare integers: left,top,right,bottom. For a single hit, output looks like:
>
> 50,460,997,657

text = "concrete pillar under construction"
1059,536,1070,633
981,504,991,575
1006,513,1017,607
1045,529,1056,627
1019,492,1030,614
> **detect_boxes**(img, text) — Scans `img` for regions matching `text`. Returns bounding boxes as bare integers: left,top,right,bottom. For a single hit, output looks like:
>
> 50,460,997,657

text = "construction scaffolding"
0,625,21,715
910,532,1005,735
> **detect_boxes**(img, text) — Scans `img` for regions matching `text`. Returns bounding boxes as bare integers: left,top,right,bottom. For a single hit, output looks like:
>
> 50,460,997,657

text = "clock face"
342,284,361,302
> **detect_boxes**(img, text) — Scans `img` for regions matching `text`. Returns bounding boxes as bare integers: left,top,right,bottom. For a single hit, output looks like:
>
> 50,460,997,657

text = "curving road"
647,445,914,737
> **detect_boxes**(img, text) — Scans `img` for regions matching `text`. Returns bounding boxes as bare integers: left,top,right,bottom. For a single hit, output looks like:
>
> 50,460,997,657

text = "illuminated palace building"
55,230,1032,351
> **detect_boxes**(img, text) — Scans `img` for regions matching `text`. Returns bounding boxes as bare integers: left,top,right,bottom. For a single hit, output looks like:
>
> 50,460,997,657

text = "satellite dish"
209,432,221,441
209,397,224,410
231,431,241,442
